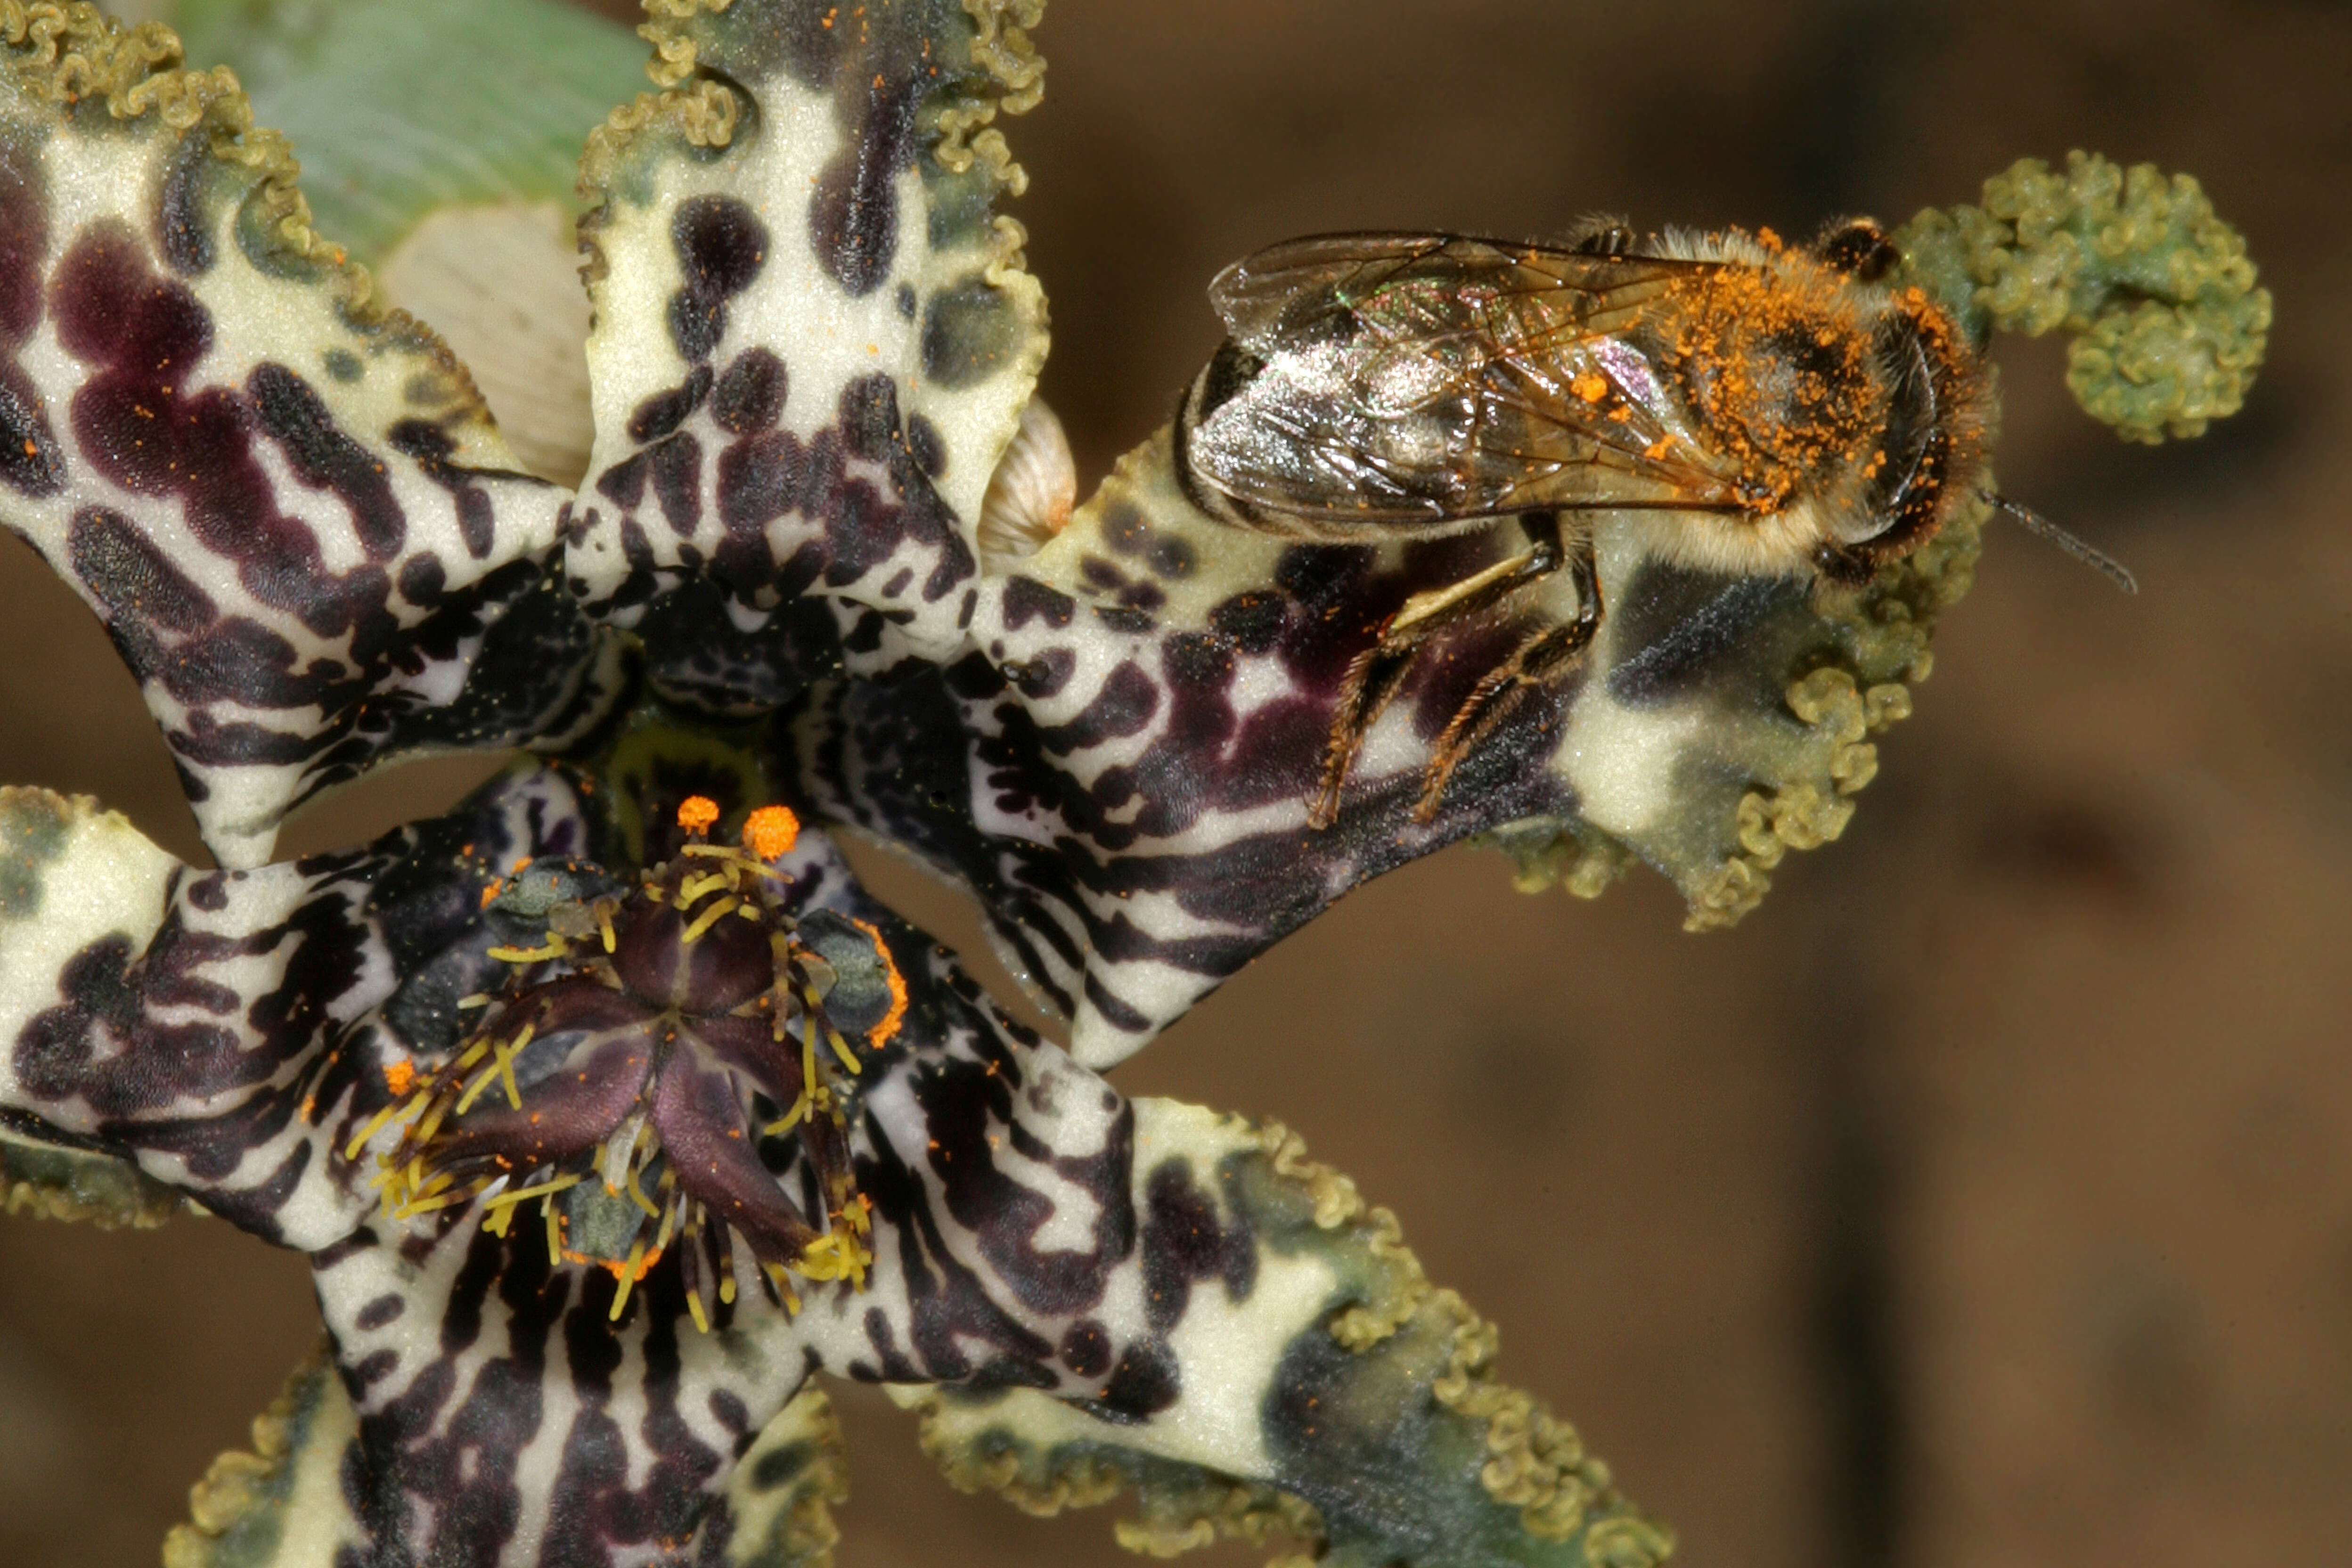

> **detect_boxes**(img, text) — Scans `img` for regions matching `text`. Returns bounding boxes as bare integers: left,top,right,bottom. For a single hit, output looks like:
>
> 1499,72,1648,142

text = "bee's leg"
1314,642,1427,828
1310,514,1566,828
1413,532,1603,824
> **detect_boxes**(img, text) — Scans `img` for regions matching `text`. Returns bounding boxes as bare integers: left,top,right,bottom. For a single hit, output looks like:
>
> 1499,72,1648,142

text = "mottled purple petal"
0,16,614,866
0,767,592,1250
565,0,1046,667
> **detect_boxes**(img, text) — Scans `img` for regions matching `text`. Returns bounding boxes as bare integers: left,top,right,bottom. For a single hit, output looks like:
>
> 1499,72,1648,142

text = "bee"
1172,219,2132,828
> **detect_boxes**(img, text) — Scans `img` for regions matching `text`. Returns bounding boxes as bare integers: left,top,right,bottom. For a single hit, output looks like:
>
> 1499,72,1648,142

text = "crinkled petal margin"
568,0,1048,667
0,6,613,867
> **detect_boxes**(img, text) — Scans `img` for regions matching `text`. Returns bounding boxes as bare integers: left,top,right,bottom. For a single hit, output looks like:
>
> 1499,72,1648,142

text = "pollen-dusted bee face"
1625,223,1991,582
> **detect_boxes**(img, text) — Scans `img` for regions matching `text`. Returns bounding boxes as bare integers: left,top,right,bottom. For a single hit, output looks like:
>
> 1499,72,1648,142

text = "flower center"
348,798,905,1327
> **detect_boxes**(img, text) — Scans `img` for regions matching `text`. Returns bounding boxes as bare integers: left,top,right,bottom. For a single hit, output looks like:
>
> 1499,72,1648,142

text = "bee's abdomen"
1174,338,1274,526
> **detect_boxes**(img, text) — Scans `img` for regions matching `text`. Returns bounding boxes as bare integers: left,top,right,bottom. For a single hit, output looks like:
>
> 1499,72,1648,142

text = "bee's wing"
1209,233,1463,349
1196,233,1744,526
1209,232,1686,351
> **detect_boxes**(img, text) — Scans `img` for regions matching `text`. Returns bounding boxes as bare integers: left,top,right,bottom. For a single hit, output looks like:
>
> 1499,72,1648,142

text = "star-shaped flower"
0,1,2265,1565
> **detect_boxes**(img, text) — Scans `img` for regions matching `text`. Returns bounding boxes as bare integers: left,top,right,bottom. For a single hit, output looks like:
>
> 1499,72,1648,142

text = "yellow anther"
496,1031,526,1110
483,1173,583,1214
797,1230,872,1288
676,796,720,835
609,1241,651,1320
344,1094,424,1163
413,1096,455,1147
685,1290,710,1334
828,1026,862,1077
801,983,864,1076
488,936,567,964
762,1262,802,1315
393,1185,478,1219
597,904,616,953
676,871,730,908
625,1158,662,1220
680,896,740,944
454,1069,496,1117
742,806,800,861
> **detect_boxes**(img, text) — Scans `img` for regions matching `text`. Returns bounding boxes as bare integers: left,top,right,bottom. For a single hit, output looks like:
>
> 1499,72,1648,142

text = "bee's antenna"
1982,491,2139,596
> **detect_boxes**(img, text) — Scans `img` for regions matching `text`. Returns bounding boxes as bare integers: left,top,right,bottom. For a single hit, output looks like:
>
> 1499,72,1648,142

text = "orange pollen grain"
846,915,911,1048
676,796,721,835
1569,371,1609,404
383,1060,418,1097
742,805,801,861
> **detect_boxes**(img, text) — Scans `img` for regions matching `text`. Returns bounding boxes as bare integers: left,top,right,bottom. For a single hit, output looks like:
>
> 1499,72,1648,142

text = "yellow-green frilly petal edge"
163,1348,853,1568
1896,150,2271,443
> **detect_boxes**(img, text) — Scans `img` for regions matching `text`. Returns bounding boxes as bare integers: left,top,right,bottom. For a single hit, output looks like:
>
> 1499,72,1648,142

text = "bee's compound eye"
1815,219,1899,282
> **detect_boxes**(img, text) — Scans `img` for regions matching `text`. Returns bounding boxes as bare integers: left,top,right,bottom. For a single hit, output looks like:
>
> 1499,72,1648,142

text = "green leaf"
167,0,647,264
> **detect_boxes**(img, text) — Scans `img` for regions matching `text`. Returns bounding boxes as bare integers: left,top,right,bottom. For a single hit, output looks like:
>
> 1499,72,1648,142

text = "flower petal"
904,1107,1674,1568
161,1345,366,1568
566,0,1047,661
799,436,1977,1063
0,767,593,1250
162,1344,851,1568
693,1384,851,1568
309,1209,811,1566
102,783,1652,1566
0,1123,179,1227
0,12,611,867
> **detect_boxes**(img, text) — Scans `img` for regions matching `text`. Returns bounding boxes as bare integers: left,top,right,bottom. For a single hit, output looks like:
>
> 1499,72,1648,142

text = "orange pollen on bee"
383,1060,418,1097
676,796,721,836
1569,371,1609,404
742,805,801,861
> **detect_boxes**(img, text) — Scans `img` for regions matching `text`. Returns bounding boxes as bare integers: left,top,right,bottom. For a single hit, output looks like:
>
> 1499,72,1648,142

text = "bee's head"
1814,283,1990,585
1810,217,1902,284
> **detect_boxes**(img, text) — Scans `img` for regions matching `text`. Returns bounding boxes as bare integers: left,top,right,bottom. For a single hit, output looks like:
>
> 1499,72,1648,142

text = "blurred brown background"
4,0,2348,1564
